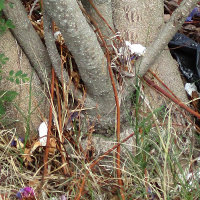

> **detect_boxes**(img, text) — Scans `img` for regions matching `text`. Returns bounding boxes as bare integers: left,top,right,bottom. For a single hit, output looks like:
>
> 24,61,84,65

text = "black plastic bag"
169,33,200,89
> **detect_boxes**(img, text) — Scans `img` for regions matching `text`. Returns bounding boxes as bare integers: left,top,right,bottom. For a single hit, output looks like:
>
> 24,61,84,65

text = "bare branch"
43,9,83,99
43,9,68,83
43,0,116,130
137,0,199,77
3,0,52,83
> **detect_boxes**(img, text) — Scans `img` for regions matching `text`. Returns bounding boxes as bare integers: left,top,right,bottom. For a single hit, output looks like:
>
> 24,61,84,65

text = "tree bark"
43,0,116,133
81,0,114,40
136,0,200,78
43,8,69,83
112,0,189,103
3,0,52,83
3,0,198,135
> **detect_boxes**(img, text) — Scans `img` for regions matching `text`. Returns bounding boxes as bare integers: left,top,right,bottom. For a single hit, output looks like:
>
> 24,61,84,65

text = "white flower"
125,41,146,56
38,122,48,146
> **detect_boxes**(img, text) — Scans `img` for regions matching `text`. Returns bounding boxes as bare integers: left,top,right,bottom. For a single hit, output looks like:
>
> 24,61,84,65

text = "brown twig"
55,77,70,175
106,43,125,199
143,76,200,119
99,20,125,200
148,70,179,100
89,9,125,199
75,176,86,200
147,71,200,133
77,6,125,198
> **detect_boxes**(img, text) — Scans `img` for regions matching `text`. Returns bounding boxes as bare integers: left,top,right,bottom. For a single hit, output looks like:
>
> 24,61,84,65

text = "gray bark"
3,0,197,134
81,0,114,40
44,0,116,132
43,9,69,83
134,0,199,78
112,0,164,44
43,8,83,99
112,0,196,103
3,0,52,83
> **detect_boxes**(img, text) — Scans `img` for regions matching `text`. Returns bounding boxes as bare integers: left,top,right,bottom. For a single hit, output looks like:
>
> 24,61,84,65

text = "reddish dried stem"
78,5,124,198
143,76,200,119
148,70,200,132
75,176,86,200
149,70,179,100
55,78,70,175
88,0,115,34
107,54,125,199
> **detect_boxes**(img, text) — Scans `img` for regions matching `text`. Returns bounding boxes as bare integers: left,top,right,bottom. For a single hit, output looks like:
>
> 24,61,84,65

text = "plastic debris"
125,41,146,56
168,33,200,90
54,31,62,40
185,82,199,97
186,7,200,22
16,187,35,199
38,121,48,146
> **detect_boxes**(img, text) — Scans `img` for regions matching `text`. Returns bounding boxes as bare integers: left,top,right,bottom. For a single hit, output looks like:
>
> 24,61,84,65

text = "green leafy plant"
0,90,18,116
8,70,29,84
0,53,18,117
0,53,29,118
0,0,4,10
0,1,28,118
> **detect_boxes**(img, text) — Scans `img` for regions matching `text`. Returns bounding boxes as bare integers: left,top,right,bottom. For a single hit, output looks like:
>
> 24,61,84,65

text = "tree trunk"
43,0,116,133
3,0,196,136
112,0,189,134
81,0,114,40
113,0,188,104
0,30,49,136
3,0,52,83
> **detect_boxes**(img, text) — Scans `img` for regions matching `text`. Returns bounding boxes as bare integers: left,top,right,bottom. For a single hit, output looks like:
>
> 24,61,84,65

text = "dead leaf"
29,179,40,188
23,148,33,166
49,138,57,155
30,141,41,154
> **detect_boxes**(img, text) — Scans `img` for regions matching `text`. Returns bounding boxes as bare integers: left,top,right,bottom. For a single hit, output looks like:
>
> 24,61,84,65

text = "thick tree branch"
43,0,114,100
81,0,115,39
43,9,69,83
137,0,199,77
43,0,116,131
43,8,83,99
3,0,52,83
